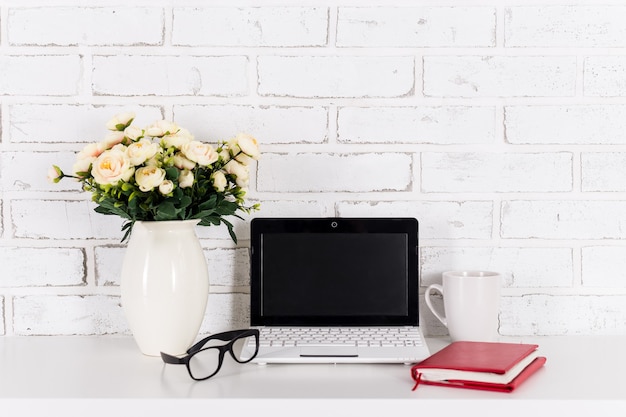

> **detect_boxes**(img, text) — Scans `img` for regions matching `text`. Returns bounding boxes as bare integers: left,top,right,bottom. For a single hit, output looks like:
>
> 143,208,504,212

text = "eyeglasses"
160,329,260,381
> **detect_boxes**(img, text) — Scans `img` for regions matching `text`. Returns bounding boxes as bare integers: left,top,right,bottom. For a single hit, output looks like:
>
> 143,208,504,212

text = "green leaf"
95,199,131,219
155,201,178,220
120,221,135,243
165,166,179,180
179,195,192,209
198,195,218,211
198,216,221,226
190,209,217,220
215,200,238,216
94,205,115,216
222,218,237,244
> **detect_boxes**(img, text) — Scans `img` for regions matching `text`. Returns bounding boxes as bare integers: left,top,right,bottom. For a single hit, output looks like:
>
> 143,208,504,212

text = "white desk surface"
1,335,625,416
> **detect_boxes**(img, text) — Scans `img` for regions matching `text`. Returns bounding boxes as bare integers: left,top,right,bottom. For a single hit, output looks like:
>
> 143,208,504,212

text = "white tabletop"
1,335,625,416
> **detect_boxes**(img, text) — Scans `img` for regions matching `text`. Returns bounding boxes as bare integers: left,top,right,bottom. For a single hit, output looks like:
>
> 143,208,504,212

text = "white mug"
425,270,501,342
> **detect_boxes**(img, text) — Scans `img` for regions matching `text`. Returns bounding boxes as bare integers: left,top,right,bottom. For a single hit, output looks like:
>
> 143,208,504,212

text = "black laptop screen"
262,233,408,317
250,218,419,326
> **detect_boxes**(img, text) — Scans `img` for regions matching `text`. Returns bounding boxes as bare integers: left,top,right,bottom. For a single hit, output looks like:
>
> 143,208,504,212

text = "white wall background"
1,0,625,338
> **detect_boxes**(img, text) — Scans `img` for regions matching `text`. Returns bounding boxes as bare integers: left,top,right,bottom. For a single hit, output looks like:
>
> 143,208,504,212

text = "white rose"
145,155,159,167
124,125,144,141
110,143,127,152
106,112,135,131
235,133,260,159
100,131,126,150
135,166,166,192
212,171,227,192
181,141,218,166
72,156,95,177
159,179,174,195
218,148,231,163
235,152,254,166
224,160,249,186
126,138,160,166
226,137,240,156
91,149,135,185
179,169,194,188
145,120,179,137
162,128,193,149
224,159,248,178
77,142,104,159
236,177,249,188
73,143,103,176
173,153,196,170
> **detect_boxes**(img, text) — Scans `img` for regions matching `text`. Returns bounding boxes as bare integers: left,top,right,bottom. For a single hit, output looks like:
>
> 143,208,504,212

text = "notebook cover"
412,341,539,374
416,356,547,393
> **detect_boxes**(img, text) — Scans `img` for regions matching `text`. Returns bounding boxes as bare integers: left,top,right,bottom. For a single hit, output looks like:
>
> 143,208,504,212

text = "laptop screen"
250,218,419,326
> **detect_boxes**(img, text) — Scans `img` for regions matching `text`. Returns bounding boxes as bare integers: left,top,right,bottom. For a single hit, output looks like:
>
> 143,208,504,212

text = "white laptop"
241,217,431,364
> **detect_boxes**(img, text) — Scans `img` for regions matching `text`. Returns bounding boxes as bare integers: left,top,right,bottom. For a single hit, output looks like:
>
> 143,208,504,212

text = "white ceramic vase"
120,220,209,356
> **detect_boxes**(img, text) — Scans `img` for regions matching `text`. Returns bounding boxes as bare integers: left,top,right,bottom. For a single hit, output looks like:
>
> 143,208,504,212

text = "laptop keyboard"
256,327,424,348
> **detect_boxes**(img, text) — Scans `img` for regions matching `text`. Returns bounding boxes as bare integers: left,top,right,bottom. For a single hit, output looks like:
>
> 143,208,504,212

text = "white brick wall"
92,55,250,96
505,105,626,144
173,105,328,144
257,153,413,192
1,1,625,339
338,106,496,144
8,7,164,46
505,6,626,47
0,55,81,95
258,55,415,98
172,7,328,47
423,56,577,97
336,7,496,47
8,105,163,143
420,152,572,192
0,247,85,286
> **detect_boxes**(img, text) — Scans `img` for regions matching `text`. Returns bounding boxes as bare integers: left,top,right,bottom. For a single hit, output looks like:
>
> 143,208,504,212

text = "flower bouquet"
50,112,260,242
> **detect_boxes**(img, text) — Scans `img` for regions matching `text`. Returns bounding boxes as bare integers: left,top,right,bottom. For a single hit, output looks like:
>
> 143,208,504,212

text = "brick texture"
92,55,249,96
505,6,626,47
423,56,576,97
8,105,163,143
257,153,413,192
8,7,164,46
0,55,81,96
338,106,495,144
257,56,414,98
1,1,624,338
172,7,328,47
336,7,496,47
421,152,572,192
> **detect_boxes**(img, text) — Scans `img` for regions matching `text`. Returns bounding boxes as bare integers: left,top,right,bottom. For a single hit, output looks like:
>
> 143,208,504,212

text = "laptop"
241,217,431,364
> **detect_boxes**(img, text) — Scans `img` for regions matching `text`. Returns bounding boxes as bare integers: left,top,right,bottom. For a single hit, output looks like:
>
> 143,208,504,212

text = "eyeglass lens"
233,333,258,362
188,347,222,380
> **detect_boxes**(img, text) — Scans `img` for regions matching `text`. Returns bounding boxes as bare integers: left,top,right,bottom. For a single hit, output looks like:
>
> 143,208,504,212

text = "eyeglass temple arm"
160,352,186,365
187,329,255,354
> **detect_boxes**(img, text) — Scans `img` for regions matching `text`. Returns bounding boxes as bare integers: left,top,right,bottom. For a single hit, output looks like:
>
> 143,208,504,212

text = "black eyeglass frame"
160,328,260,381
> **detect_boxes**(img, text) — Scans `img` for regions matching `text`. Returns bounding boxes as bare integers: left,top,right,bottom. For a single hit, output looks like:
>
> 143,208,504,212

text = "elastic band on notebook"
411,371,422,391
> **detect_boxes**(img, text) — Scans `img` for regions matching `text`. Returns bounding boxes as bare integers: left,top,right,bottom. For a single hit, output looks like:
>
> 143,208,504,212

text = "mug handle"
424,284,447,327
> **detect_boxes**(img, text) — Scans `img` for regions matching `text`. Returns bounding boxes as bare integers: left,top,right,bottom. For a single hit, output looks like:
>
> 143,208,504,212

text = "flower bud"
106,112,135,131
212,171,227,192
179,169,194,188
159,179,174,195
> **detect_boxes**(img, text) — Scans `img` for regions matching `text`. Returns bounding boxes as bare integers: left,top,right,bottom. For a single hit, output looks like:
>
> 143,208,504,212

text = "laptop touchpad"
300,347,358,357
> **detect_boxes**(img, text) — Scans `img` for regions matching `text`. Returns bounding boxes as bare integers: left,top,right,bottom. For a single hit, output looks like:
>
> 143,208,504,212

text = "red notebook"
410,341,546,393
